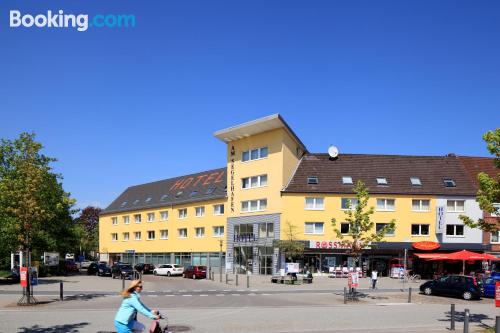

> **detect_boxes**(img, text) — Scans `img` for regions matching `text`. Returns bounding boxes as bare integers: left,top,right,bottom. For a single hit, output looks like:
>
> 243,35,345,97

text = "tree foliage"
331,180,396,257
75,206,101,255
460,128,500,232
0,133,76,261
276,221,305,261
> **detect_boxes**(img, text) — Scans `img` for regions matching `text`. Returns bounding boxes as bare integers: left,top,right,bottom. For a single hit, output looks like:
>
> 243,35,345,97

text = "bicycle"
97,313,171,333
402,271,421,283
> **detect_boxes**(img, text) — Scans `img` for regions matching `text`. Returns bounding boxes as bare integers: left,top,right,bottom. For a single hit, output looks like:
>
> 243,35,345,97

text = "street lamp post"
219,239,223,282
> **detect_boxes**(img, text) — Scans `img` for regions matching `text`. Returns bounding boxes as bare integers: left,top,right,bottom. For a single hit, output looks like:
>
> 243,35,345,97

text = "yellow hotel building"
100,114,487,276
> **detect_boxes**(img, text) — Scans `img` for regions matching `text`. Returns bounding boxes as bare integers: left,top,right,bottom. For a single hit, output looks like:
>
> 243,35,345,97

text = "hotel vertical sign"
230,145,235,213
436,206,445,234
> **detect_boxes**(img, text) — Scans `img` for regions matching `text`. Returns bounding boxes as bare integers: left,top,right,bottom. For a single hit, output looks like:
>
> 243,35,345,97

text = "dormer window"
120,201,127,207
307,176,319,185
133,199,140,205
376,178,388,185
342,176,353,184
410,177,422,186
175,191,183,198
145,197,152,203
160,194,169,201
206,187,216,195
190,190,198,198
443,179,456,187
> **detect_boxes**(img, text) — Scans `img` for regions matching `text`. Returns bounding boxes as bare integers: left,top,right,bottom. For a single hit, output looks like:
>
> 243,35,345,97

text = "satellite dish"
328,145,339,158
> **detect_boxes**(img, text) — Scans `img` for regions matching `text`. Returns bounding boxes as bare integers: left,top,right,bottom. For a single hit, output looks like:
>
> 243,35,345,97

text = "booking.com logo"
9,10,136,32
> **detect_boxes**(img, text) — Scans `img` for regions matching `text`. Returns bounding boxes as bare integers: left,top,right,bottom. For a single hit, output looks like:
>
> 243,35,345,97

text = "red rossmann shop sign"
309,241,351,249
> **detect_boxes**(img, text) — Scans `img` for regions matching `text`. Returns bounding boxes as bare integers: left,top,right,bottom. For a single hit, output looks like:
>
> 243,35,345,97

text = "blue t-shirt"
115,292,156,324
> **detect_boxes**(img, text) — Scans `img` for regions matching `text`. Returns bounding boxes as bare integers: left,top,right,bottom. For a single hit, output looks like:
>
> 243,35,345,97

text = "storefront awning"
413,253,449,260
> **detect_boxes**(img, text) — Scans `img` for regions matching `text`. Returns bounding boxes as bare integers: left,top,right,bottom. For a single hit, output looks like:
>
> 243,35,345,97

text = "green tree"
0,133,76,261
460,129,500,232
331,181,396,259
75,206,101,257
276,221,305,262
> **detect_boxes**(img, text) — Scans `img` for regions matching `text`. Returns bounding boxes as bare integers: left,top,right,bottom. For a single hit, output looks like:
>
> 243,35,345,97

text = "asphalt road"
0,274,498,333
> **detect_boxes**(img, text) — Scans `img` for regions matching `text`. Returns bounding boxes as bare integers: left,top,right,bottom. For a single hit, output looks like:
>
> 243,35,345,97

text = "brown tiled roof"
283,154,477,196
458,156,498,189
102,168,227,215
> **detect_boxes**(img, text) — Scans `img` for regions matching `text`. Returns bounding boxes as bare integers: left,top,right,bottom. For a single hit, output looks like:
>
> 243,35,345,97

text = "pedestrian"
114,279,160,333
371,268,378,289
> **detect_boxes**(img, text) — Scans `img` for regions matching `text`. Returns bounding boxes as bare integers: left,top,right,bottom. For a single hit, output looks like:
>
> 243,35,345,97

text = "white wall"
436,196,482,244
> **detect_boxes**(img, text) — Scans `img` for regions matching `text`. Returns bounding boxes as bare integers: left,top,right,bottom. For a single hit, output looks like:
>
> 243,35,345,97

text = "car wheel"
423,287,432,295
463,291,472,300
112,273,115,279
182,273,185,278
153,271,157,276
167,272,171,277
192,274,196,280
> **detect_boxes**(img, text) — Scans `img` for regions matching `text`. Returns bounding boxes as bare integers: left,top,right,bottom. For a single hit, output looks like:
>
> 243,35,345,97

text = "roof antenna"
328,145,339,160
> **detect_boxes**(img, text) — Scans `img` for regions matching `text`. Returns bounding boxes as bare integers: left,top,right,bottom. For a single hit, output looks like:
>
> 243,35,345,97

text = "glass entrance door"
259,247,273,275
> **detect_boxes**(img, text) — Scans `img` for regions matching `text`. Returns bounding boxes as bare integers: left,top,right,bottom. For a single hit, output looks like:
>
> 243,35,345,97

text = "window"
195,227,205,238
111,233,118,241
305,197,324,210
123,232,129,241
411,224,430,236
305,222,324,234
134,214,141,223
242,175,268,189
147,230,155,240
111,217,118,225
160,194,169,201
190,190,198,198
178,208,187,219
178,228,187,238
376,177,388,185
195,206,205,217
242,147,268,162
412,199,430,212
133,199,140,205
160,230,168,240
444,179,456,187
120,201,127,207
259,223,274,238
123,216,130,224
376,199,395,211
307,176,319,184
342,176,353,184
241,199,267,212
206,187,217,195
147,213,155,222
340,223,350,235
214,204,224,215
376,223,394,236
447,200,465,212
341,198,358,210
491,231,500,243
175,191,183,198
490,203,500,217
446,225,464,236
410,177,422,186
145,197,152,203
160,211,168,221
213,226,224,237
134,232,141,240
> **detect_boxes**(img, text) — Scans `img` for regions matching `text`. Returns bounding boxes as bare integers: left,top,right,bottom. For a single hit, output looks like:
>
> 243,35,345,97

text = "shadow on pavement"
17,322,89,332
64,293,107,301
439,310,493,330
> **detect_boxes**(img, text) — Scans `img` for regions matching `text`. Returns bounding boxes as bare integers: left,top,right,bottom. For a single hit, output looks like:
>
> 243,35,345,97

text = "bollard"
236,274,239,286
220,271,222,283
212,271,214,281
450,304,455,331
59,281,63,301
246,274,249,288
464,308,470,333
495,316,500,333
408,287,412,303
344,287,347,304
122,275,125,290
225,273,228,284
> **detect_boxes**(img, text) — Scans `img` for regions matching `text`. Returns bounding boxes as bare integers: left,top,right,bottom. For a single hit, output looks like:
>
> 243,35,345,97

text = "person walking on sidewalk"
371,268,378,289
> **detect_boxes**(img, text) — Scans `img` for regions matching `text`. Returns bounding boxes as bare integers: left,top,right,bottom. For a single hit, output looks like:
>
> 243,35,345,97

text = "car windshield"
173,265,182,268
197,266,206,269
98,264,108,268
121,265,132,269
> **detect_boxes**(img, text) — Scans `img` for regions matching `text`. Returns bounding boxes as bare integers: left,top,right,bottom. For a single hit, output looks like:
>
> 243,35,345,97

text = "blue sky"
1,0,499,210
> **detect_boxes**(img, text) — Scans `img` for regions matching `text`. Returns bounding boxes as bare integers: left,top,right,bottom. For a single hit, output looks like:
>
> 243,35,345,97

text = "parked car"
482,274,500,298
134,263,155,274
64,260,79,274
153,264,184,276
111,263,134,279
183,265,207,279
80,260,93,269
420,275,483,300
88,262,111,276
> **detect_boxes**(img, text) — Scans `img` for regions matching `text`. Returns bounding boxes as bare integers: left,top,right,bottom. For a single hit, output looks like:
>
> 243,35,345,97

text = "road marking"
200,295,208,297
193,289,201,292
223,289,230,292
231,294,240,296
208,289,216,292
262,293,271,296
148,295,158,297
377,303,414,306
251,289,258,292
237,289,244,292
248,293,256,296
165,295,175,297
182,295,192,297
216,294,225,296
178,289,187,292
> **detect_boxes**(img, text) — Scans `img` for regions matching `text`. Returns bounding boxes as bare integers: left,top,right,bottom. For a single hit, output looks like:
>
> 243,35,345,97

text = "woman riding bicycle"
114,279,160,333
